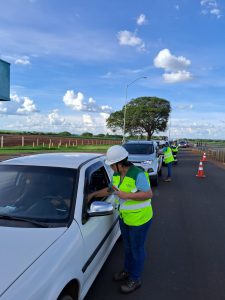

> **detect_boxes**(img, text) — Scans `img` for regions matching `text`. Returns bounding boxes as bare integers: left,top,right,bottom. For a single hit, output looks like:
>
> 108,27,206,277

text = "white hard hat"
105,145,128,165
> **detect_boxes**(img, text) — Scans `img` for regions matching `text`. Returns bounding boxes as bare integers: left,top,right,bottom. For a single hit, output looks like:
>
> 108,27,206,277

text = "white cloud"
154,49,191,72
154,49,193,83
63,91,84,111
100,72,113,79
0,110,111,134
117,30,145,51
200,0,222,18
1,55,30,65
163,71,192,83
88,97,96,104
15,56,30,65
83,114,93,126
0,104,7,113
100,105,112,111
1,108,225,138
0,94,38,115
136,14,147,26
100,112,110,120
17,97,38,114
210,8,221,17
48,109,65,125
10,94,21,103
63,90,112,113
117,30,142,46
171,121,220,138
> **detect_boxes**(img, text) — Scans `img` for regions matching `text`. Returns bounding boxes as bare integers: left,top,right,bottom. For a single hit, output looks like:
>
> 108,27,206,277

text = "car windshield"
0,165,76,228
123,143,154,155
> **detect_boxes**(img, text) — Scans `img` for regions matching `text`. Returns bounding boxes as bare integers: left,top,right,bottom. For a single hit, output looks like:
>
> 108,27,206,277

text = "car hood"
128,154,155,162
0,226,66,296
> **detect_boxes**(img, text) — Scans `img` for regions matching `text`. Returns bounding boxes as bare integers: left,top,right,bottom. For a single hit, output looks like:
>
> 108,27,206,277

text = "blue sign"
0,59,10,101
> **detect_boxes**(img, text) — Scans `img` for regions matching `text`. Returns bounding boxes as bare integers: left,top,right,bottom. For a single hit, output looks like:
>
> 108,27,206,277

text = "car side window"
82,163,110,224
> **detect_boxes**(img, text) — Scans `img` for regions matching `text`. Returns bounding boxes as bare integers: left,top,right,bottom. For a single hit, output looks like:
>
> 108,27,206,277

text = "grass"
0,144,111,155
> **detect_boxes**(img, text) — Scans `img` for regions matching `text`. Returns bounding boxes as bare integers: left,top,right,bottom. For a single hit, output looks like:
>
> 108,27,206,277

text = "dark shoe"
120,278,142,293
164,177,172,182
113,270,129,281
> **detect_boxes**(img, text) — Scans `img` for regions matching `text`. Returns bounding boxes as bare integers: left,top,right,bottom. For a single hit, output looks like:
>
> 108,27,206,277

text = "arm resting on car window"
87,187,110,203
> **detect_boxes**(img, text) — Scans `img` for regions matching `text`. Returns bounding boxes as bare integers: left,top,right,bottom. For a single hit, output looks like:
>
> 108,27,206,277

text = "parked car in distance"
178,141,189,148
123,140,163,186
0,153,120,300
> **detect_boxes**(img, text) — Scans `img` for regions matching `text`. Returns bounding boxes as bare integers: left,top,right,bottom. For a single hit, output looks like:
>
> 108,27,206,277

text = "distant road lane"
85,150,225,300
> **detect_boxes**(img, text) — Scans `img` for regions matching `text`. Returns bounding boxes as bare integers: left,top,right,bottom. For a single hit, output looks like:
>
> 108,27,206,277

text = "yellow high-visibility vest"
112,166,153,226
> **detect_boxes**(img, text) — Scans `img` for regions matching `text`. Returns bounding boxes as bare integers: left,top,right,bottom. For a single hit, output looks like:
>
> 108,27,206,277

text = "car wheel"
60,295,74,300
58,286,79,300
58,295,75,300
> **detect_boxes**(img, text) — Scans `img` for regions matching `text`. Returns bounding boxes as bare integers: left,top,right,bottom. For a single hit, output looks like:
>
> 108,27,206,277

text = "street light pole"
122,76,147,143
168,106,173,142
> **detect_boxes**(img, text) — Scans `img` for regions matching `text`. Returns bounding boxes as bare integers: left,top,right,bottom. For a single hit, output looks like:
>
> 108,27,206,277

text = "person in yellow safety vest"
171,142,179,164
87,145,153,294
163,142,174,182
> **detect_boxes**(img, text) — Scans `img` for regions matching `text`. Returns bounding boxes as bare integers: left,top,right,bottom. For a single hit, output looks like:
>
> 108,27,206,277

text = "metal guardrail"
196,146,225,164
208,149,225,163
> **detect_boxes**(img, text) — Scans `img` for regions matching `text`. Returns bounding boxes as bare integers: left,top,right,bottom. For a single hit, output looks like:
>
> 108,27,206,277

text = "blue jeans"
119,218,152,281
167,162,172,177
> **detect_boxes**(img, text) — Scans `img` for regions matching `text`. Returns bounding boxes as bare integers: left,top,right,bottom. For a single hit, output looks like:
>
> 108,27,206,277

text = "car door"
155,145,163,172
75,160,119,290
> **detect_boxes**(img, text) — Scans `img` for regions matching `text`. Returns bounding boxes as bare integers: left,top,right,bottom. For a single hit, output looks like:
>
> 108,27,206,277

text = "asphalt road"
85,150,225,300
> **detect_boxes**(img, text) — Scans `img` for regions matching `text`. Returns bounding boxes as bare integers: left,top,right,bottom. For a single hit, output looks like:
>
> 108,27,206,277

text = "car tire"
58,286,78,300
59,296,74,300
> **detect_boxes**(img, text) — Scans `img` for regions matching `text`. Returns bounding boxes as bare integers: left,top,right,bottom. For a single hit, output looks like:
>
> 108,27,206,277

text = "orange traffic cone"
201,152,207,162
196,161,206,178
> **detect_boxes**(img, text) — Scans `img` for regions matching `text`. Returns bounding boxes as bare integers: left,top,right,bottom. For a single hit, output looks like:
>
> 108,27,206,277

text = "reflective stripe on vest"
120,200,150,210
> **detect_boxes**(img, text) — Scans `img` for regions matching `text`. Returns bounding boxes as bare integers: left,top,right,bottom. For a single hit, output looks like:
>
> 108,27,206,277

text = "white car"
0,153,120,300
123,141,163,186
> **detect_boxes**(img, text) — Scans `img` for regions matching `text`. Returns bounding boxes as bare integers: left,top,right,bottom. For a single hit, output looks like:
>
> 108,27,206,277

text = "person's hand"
115,190,129,200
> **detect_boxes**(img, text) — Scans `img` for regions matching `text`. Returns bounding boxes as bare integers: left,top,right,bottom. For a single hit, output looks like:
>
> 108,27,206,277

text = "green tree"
107,96,171,140
58,131,72,136
96,133,105,137
81,132,93,137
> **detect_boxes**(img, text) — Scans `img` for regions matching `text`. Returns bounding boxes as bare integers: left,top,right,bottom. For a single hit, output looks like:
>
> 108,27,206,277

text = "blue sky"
0,0,225,139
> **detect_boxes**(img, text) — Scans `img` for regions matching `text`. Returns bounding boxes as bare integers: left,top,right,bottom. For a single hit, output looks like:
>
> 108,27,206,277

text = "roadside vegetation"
0,144,110,155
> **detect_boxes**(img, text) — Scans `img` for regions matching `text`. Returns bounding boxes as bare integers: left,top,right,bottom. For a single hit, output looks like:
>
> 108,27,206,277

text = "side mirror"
87,201,114,217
